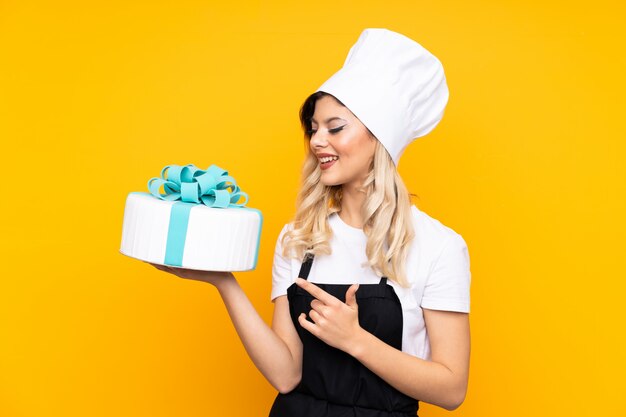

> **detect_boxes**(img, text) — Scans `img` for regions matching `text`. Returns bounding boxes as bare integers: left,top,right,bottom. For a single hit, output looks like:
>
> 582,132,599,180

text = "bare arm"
349,309,470,410
148,263,302,393
217,279,303,393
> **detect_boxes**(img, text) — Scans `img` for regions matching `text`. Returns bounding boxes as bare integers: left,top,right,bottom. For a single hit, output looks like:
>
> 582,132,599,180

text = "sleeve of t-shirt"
270,224,293,302
420,232,471,313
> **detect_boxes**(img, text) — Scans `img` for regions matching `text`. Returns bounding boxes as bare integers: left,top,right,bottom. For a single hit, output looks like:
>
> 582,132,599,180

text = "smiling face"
308,94,377,189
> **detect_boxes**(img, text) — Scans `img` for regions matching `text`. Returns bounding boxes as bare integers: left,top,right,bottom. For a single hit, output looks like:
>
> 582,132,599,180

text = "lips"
320,158,337,170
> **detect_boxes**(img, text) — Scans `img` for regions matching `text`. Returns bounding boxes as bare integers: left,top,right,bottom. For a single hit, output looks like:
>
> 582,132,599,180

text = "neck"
339,182,367,229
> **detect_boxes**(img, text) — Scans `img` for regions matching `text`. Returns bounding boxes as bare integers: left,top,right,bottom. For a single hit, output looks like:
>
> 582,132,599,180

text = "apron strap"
298,252,314,280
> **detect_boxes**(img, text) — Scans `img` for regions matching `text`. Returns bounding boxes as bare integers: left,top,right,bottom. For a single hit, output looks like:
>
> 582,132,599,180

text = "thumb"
346,283,359,307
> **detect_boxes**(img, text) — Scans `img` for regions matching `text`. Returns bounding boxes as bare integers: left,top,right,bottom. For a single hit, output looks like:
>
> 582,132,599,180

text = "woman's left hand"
295,277,364,353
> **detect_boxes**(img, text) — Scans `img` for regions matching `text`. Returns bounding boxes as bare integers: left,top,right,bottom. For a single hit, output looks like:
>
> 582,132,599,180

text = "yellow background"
1,1,624,416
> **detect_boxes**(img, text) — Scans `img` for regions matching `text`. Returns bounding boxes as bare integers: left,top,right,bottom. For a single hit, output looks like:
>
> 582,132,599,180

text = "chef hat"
315,28,449,166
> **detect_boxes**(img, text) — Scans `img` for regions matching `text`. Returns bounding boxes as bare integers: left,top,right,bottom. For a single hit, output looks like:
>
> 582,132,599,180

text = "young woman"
151,28,471,417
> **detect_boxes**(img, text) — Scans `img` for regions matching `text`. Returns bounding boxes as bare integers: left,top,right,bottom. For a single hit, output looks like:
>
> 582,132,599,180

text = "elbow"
275,371,302,395
443,398,463,412
276,382,299,395
276,382,296,395
271,351,303,394
442,385,467,411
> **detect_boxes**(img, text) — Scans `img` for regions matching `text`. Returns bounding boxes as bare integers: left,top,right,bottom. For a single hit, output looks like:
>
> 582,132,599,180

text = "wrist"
215,273,238,293
348,327,372,359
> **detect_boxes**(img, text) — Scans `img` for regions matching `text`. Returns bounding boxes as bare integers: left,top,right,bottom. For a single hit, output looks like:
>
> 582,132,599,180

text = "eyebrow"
310,117,346,124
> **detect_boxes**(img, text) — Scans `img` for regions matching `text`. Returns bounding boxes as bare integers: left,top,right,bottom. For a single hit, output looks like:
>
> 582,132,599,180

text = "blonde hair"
282,93,416,287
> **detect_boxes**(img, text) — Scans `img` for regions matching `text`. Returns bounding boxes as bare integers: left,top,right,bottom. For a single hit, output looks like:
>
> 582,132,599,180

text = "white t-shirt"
270,205,471,361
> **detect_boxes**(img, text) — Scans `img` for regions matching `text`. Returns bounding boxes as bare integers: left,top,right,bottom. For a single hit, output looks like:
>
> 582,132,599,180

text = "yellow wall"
1,1,624,416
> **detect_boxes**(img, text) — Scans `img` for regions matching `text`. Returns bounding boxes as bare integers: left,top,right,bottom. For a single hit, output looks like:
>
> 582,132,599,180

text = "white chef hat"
315,28,449,166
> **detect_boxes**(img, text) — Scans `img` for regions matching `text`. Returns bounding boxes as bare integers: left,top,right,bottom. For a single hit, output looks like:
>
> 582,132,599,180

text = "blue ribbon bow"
147,164,248,208
143,164,256,268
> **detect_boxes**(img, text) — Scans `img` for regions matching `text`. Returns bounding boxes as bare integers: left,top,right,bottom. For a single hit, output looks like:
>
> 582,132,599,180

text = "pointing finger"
295,278,339,306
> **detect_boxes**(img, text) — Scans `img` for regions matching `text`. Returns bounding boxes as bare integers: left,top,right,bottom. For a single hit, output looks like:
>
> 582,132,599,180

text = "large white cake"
120,191,263,272
120,163,263,271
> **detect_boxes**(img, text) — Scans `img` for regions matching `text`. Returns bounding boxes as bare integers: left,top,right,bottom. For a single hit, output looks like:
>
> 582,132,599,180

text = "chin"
319,174,343,187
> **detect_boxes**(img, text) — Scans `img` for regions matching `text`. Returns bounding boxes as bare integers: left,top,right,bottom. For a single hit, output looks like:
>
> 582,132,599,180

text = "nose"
309,128,330,148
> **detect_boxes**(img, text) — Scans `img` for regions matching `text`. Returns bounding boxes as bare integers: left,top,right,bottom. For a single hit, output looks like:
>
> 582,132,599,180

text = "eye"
306,126,345,137
329,126,345,134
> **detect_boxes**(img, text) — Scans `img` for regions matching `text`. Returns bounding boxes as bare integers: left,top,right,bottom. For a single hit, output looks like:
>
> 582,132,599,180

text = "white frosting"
120,192,262,271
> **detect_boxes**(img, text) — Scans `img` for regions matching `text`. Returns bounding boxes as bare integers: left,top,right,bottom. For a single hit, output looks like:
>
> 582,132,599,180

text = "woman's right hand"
146,262,234,288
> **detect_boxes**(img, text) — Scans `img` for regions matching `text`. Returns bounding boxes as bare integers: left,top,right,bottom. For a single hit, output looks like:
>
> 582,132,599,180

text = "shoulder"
407,205,469,273
277,222,295,239
274,222,297,258
410,205,465,251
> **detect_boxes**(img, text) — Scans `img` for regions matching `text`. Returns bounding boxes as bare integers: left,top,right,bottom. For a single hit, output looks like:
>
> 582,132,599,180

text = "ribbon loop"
148,164,250,208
